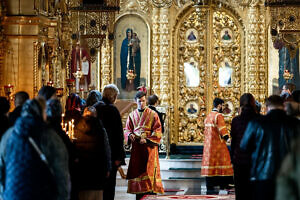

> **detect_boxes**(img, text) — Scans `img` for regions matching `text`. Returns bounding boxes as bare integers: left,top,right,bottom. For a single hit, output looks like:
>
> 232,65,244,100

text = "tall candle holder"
4,84,14,100
73,70,83,93
283,69,294,81
47,81,54,87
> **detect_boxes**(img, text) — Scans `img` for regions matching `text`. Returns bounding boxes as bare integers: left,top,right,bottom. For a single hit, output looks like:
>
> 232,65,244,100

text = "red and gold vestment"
124,107,164,194
201,110,233,177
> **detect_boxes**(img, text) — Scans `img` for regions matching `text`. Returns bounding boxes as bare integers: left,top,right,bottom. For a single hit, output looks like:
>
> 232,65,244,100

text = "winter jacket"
0,99,70,200
241,109,300,181
73,116,111,190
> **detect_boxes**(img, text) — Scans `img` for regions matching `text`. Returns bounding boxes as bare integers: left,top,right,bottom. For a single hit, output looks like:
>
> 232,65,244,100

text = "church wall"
2,15,40,98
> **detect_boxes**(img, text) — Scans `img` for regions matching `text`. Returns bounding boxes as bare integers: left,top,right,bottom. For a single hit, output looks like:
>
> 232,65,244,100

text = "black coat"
240,109,300,181
73,116,112,190
8,106,22,127
148,105,165,133
94,98,125,165
231,106,258,165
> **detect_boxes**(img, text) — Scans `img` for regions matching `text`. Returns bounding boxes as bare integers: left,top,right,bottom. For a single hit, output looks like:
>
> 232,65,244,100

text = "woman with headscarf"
230,93,259,200
0,97,70,200
73,106,111,200
65,93,83,124
86,90,102,107
46,99,77,200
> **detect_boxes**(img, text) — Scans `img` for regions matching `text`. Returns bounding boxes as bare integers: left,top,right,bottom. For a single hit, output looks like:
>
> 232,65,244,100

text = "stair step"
117,157,205,190
169,177,203,180
169,168,201,171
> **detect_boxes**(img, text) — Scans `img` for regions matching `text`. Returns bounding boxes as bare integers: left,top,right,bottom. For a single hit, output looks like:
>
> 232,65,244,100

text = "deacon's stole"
124,107,164,194
201,111,233,176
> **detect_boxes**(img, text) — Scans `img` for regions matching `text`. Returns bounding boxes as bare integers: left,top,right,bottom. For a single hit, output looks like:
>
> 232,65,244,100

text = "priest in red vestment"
124,91,164,200
201,98,233,193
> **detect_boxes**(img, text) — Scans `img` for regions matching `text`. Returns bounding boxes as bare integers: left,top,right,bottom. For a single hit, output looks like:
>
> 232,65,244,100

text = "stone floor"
115,186,235,200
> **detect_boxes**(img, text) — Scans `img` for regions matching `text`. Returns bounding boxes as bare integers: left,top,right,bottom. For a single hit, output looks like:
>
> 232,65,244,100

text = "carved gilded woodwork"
101,35,112,90
175,7,208,143
33,42,39,96
267,2,300,62
151,0,173,8
151,7,161,96
212,10,242,125
159,8,170,105
173,3,245,144
247,3,267,103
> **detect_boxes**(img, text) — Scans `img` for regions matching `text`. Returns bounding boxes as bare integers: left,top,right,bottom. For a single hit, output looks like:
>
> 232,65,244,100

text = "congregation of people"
0,82,299,200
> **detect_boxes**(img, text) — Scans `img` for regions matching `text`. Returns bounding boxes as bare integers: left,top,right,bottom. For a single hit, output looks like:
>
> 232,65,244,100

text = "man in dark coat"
147,95,165,134
94,84,125,200
241,95,300,200
8,91,29,126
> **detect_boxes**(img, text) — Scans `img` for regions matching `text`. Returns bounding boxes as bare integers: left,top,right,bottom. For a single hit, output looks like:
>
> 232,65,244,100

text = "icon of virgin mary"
120,28,141,90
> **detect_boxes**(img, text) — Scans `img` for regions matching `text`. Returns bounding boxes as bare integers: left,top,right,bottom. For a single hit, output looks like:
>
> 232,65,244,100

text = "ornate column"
257,4,267,102
159,7,170,105
246,1,266,102
151,7,160,96
101,34,112,90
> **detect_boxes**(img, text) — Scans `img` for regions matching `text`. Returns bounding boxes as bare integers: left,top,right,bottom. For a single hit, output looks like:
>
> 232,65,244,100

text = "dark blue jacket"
240,109,300,181
0,99,70,200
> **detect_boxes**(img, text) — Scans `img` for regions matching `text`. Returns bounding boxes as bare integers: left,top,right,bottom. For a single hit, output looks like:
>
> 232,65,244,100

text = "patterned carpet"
142,195,235,200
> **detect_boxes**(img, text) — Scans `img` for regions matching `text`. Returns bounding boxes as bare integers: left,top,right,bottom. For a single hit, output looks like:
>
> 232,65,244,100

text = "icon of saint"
184,62,200,87
187,31,197,41
219,62,233,87
222,103,231,115
222,30,231,41
187,104,197,114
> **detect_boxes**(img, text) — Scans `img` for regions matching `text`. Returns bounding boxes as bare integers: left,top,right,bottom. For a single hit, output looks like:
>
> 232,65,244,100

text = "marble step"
117,167,202,179
116,177,205,189
122,158,202,169
117,158,204,189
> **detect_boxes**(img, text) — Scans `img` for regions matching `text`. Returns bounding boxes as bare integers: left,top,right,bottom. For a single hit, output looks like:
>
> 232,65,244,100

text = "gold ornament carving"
159,8,170,105
152,8,161,96
101,35,112,90
173,3,245,144
33,42,39,96
151,0,173,8
136,0,153,13
268,5,300,59
212,10,242,129
177,8,208,143
247,5,267,102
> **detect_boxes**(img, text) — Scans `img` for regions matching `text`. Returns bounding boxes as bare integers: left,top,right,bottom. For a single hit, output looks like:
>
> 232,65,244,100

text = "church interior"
1,0,300,199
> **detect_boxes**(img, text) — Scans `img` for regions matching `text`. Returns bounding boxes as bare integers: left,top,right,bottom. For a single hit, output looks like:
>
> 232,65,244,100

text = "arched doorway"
172,3,244,145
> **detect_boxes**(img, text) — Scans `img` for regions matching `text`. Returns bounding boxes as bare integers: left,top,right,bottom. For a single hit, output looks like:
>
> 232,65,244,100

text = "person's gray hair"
102,84,119,103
